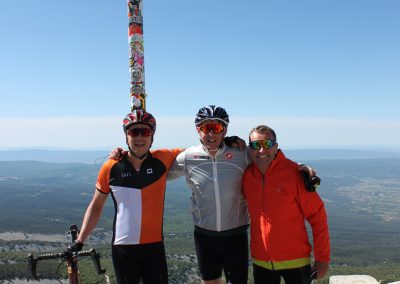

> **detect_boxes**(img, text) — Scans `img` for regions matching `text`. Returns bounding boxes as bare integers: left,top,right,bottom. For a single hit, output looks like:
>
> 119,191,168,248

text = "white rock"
329,275,380,284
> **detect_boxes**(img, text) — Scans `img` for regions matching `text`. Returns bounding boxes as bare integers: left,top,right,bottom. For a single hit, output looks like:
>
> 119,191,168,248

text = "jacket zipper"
262,172,275,270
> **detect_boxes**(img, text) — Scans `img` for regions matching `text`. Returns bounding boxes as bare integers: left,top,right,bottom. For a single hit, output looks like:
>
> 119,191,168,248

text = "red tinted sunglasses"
127,128,153,137
198,123,225,134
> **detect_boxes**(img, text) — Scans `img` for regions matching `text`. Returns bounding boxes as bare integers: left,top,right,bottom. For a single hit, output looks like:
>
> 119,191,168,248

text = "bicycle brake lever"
27,253,39,281
90,249,106,275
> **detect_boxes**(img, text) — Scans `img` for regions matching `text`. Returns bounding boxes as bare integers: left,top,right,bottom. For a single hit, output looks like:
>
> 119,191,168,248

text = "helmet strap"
126,136,152,160
129,149,148,160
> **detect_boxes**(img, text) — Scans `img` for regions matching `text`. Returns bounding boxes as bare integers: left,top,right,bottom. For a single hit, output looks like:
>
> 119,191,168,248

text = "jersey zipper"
213,156,222,231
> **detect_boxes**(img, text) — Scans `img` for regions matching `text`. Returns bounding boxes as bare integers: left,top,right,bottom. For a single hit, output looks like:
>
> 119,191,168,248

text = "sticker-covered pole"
128,0,146,110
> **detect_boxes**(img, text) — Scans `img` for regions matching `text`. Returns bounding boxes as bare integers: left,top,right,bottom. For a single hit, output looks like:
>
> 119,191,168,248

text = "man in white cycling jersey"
168,105,250,284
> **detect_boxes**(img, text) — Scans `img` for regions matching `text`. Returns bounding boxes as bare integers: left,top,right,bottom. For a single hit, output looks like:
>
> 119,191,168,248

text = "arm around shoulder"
167,149,186,181
296,175,330,267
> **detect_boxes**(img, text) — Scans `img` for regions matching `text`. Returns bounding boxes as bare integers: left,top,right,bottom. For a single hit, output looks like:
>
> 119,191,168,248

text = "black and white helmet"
194,105,229,126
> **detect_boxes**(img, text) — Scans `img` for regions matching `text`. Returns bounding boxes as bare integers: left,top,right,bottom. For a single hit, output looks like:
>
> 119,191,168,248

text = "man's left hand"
68,240,83,253
312,261,329,279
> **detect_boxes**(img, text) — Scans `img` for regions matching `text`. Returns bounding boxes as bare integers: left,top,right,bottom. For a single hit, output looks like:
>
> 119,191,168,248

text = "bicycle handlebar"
27,248,106,280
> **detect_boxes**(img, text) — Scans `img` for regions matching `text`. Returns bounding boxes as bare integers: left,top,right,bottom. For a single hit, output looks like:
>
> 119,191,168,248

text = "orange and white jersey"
96,149,182,245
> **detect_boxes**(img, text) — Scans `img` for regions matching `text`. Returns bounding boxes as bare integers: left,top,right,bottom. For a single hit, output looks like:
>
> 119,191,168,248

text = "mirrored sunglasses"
249,139,276,150
127,128,153,137
199,123,225,134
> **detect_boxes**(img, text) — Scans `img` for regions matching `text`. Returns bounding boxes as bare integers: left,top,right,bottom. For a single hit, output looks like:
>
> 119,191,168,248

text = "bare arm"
77,189,108,244
167,150,186,181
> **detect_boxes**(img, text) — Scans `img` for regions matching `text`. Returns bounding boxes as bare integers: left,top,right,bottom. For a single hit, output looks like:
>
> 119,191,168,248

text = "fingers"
311,169,317,176
109,147,125,160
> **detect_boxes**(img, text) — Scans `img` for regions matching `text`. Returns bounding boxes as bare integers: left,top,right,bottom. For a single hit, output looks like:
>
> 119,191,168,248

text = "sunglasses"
198,123,225,134
249,139,276,150
127,128,153,137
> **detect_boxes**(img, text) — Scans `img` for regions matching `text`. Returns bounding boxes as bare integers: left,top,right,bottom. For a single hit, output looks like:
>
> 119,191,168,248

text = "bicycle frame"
27,225,106,284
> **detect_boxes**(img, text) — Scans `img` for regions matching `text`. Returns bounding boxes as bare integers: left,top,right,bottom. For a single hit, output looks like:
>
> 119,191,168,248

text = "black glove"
300,171,321,192
68,240,84,252
224,136,240,147
310,270,318,280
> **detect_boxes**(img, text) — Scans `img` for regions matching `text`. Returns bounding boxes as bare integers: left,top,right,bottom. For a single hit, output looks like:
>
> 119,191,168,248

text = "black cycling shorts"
253,263,312,284
194,227,249,284
112,242,168,284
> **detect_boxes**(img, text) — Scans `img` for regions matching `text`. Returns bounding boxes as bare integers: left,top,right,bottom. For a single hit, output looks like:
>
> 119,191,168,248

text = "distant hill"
284,149,400,161
0,149,109,164
1,148,400,164
1,158,400,283
0,157,399,233
0,160,192,233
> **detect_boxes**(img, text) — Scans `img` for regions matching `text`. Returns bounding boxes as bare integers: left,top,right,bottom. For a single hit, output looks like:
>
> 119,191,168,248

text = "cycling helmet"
123,109,156,133
194,105,229,126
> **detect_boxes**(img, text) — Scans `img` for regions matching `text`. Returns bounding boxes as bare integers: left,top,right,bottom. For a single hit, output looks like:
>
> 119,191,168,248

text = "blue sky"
1,1,399,150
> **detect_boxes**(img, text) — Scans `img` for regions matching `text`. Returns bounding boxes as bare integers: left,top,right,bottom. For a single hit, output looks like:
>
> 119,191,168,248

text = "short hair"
249,125,277,142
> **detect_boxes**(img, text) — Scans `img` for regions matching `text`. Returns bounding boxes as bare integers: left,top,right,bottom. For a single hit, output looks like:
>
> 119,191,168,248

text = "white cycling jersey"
168,144,250,232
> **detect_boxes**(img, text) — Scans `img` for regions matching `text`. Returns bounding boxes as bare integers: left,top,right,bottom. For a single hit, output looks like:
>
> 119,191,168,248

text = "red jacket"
242,150,330,269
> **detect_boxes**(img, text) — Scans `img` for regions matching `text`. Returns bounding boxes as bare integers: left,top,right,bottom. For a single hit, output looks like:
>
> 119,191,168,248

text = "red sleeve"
297,174,331,262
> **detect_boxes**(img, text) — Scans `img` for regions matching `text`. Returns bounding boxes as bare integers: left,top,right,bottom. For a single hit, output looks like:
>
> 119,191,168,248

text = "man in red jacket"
242,125,330,284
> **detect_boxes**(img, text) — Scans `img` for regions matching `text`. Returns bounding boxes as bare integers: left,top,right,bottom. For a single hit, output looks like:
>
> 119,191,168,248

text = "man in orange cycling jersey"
70,110,181,284
242,125,330,284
